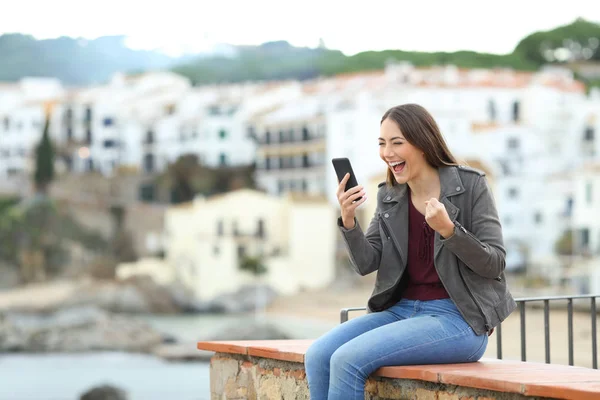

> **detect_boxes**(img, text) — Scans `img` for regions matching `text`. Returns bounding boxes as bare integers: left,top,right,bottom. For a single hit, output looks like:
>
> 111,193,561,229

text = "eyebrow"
378,136,405,141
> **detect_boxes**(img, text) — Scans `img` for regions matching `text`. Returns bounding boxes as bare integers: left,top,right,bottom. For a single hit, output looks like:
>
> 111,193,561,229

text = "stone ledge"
198,339,600,400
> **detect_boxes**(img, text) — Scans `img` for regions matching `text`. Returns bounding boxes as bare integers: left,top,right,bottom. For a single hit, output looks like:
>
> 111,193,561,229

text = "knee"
330,344,365,378
305,338,330,373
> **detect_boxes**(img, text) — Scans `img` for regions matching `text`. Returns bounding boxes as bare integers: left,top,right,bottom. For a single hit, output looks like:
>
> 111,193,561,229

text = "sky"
1,0,599,57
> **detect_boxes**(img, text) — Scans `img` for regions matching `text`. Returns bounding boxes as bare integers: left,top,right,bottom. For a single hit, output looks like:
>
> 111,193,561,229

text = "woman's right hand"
336,173,367,229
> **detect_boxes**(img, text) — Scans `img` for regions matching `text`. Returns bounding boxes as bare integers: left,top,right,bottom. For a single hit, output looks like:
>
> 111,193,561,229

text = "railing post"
592,297,597,369
544,299,550,364
520,301,526,362
496,323,502,360
568,298,574,366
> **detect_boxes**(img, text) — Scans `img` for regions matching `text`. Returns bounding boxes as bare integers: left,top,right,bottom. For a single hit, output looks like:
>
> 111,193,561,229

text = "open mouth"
389,161,406,173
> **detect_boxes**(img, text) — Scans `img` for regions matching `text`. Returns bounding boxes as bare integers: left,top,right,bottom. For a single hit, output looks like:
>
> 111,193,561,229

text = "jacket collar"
382,166,465,204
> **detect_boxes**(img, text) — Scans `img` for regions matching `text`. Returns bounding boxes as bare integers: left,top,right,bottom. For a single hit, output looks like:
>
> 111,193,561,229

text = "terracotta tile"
524,382,600,400
439,373,524,394
374,365,440,382
196,340,249,355
248,347,305,363
197,339,313,362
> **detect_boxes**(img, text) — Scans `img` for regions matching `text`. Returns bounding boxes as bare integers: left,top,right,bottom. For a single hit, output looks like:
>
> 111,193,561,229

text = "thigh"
332,313,488,371
307,303,411,362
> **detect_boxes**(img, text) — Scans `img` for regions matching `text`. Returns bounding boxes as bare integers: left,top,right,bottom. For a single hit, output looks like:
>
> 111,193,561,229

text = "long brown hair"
381,104,459,186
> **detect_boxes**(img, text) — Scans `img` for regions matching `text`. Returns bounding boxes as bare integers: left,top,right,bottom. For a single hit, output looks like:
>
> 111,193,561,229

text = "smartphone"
331,157,361,201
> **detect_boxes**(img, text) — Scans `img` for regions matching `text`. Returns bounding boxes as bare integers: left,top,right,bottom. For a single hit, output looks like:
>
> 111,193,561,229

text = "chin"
391,172,408,184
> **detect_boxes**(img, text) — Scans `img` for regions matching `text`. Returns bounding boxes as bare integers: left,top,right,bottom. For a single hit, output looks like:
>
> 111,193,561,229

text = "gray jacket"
338,165,516,335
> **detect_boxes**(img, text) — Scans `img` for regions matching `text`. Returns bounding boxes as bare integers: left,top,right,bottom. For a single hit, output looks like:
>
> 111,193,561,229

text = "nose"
382,144,395,159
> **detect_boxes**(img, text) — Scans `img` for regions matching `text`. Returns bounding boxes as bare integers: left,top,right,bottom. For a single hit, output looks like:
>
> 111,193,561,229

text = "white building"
0,78,65,189
163,188,336,301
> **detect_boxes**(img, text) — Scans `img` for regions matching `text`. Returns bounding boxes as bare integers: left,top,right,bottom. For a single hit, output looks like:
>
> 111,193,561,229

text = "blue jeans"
305,298,488,400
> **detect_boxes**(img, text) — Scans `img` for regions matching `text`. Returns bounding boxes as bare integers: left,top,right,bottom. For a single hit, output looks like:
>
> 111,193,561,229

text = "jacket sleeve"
337,206,382,276
440,175,506,279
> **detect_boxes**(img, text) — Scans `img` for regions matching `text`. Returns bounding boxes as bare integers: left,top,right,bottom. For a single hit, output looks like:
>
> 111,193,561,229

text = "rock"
199,284,279,314
152,343,214,362
208,320,291,341
80,384,128,400
0,306,164,352
61,277,181,314
0,263,21,290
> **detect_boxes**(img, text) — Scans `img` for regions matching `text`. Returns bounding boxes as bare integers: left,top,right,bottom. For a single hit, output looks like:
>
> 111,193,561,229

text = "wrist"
342,216,356,229
439,221,455,239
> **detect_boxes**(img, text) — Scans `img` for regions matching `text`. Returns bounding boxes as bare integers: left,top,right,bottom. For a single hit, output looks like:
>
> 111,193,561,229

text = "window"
85,128,92,144
265,130,271,144
507,138,519,150
512,101,521,122
257,219,265,238
219,129,227,139
302,126,310,141
279,130,285,143
145,130,155,144
247,126,255,140
265,157,271,170
565,197,574,216
488,99,497,122
534,212,543,224
85,107,92,121
584,126,595,141
3,117,9,131
302,154,309,168
219,153,227,166
232,221,239,236
237,245,246,259
508,187,518,199
139,184,155,202
301,179,308,192
103,139,117,148
581,228,590,248
143,153,155,173
103,117,114,127
217,220,224,236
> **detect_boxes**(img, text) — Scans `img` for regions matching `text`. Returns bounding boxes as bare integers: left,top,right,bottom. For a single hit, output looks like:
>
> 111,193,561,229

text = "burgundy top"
402,191,450,300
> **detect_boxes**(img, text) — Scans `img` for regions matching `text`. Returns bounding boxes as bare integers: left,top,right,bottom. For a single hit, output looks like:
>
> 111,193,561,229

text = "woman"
305,104,516,400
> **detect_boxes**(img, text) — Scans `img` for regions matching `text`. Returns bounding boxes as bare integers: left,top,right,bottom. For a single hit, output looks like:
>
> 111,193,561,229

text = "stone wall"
209,353,554,400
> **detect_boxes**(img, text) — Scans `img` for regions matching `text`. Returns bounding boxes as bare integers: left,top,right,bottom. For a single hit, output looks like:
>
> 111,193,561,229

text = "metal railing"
340,294,600,369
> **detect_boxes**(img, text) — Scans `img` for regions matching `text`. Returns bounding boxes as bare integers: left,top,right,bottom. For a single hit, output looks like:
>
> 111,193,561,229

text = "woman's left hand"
425,198,455,238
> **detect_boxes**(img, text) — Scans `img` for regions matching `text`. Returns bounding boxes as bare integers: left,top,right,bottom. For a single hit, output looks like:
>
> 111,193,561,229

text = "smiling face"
379,117,429,185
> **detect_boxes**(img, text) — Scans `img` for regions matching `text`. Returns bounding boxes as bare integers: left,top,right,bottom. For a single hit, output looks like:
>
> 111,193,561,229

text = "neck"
407,165,440,198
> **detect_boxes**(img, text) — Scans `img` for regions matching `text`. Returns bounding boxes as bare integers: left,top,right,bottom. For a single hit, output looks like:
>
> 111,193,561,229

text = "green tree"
33,114,55,195
555,229,573,256
239,254,268,319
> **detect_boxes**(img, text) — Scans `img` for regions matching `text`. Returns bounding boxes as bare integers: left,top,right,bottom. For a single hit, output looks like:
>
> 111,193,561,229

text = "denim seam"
354,325,473,393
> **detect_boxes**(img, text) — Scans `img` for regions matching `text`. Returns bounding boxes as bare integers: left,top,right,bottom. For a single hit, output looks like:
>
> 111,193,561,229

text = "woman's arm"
337,208,383,276
441,175,506,279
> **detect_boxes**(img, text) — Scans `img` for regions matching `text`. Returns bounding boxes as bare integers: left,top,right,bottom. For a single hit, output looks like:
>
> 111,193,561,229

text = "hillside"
0,18,599,86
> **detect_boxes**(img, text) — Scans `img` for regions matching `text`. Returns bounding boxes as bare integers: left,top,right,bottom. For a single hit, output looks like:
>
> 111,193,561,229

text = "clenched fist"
424,198,455,239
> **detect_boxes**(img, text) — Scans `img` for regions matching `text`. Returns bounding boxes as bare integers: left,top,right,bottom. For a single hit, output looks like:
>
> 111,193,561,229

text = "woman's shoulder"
456,164,486,177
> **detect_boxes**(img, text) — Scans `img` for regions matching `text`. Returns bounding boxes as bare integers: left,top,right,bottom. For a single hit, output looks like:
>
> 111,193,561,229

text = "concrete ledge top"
198,339,600,399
